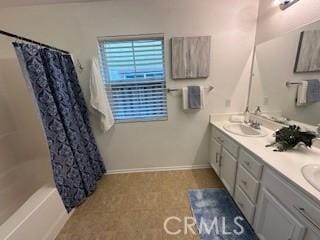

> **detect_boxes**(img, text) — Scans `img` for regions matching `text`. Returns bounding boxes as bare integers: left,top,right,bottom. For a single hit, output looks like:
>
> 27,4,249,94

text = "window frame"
98,33,168,123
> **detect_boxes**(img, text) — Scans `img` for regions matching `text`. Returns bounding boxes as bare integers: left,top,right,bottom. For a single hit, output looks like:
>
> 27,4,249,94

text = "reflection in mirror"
249,19,320,134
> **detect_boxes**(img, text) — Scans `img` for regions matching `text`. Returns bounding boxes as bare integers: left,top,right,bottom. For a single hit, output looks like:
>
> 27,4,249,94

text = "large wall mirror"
249,19,320,130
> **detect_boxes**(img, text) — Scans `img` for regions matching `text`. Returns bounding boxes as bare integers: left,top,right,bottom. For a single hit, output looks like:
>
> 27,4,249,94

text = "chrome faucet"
248,120,261,130
254,106,261,115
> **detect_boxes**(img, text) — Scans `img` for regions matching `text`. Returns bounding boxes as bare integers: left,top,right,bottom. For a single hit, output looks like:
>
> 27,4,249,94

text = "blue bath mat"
188,189,257,240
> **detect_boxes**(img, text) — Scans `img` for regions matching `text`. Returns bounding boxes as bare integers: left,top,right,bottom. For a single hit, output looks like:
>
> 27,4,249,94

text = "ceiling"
0,0,110,8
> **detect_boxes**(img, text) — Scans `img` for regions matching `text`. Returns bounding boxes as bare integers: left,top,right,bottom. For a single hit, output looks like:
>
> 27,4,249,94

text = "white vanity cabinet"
254,168,320,240
210,125,263,223
234,149,263,224
254,188,306,240
210,124,320,239
209,137,221,174
220,148,237,195
210,126,239,196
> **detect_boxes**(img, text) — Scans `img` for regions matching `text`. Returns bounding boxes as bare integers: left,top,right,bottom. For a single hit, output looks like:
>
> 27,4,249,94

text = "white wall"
250,20,320,125
0,0,258,171
256,0,320,44
0,45,54,224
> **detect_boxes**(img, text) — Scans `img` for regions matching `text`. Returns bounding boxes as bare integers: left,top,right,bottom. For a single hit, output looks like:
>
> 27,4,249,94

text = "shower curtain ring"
14,37,21,44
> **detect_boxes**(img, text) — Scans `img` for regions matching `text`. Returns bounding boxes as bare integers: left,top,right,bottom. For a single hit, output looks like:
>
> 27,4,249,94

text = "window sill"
115,117,168,124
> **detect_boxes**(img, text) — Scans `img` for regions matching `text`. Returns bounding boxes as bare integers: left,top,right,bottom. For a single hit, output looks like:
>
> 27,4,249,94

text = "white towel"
89,57,114,132
182,87,189,110
200,86,205,108
296,81,308,106
182,86,205,110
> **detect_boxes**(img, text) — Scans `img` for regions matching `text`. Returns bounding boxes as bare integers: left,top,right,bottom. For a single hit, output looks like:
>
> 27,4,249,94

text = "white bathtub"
0,158,52,225
0,186,69,240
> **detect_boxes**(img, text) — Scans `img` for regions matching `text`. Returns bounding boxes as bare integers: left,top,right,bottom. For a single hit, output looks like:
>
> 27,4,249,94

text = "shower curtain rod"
0,29,69,54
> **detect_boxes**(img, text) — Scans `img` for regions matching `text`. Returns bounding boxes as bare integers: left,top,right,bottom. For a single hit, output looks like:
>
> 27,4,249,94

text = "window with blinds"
99,35,167,122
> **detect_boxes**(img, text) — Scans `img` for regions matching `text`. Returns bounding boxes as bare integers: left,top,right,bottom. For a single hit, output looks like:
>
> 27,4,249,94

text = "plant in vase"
266,125,317,152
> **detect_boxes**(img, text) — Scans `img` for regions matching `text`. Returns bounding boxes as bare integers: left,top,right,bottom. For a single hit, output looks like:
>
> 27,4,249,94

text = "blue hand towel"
306,79,320,103
188,86,201,109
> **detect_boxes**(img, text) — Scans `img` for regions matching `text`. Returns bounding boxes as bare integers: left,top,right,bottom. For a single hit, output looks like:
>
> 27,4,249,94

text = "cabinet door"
209,138,221,175
295,208,320,240
302,229,320,240
220,148,237,195
254,188,306,240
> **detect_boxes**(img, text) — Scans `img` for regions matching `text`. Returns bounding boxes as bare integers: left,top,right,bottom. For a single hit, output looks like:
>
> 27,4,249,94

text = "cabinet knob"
241,180,247,186
294,205,320,232
217,137,224,143
245,161,250,167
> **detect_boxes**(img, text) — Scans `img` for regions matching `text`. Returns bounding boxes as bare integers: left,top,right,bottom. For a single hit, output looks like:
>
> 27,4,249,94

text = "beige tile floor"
56,168,224,240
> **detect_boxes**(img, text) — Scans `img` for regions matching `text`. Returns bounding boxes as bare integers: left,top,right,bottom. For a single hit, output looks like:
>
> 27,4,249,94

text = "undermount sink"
223,123,268,137
302,164,320,192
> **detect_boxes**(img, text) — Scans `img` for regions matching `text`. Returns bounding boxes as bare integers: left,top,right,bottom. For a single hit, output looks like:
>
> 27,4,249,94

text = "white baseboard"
106,164,211,175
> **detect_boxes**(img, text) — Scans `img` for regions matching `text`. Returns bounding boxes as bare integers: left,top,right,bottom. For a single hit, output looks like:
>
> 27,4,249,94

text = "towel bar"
286,81,302,87
166,85,214,93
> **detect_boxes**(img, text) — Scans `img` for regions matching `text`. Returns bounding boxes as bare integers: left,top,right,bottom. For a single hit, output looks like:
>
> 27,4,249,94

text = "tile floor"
56,168,224,240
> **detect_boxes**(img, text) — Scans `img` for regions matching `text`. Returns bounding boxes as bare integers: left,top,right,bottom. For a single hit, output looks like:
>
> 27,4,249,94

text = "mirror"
249,19,320,130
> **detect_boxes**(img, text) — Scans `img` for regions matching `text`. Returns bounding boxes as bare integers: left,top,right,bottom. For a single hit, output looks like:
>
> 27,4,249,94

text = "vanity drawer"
211,125,223,140
239,149,263,180
222,135,239,158
261,168,320,231
234,186,255,224
211,126,239,158
237,165,260,203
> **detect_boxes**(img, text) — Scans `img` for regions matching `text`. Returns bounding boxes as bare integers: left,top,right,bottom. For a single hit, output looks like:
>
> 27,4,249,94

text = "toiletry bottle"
244,106,250,123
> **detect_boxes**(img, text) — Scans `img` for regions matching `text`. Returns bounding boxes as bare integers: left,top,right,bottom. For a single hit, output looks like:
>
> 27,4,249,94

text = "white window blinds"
99,35,167,122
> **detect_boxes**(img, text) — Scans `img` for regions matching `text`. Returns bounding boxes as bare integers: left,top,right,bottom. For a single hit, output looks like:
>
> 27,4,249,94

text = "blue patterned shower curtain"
13,43,106,211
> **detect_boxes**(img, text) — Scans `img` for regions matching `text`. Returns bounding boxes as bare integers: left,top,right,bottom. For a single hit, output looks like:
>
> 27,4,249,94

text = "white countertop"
210,119,320,204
